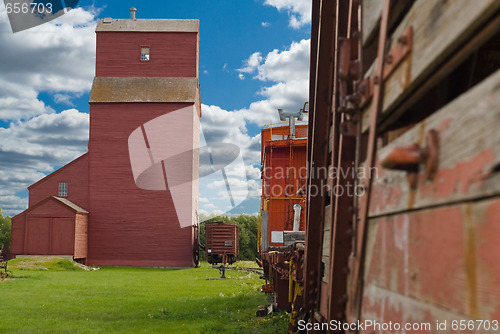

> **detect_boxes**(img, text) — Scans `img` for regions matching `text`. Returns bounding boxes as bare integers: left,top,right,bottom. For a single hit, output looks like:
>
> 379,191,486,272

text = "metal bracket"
339,37,352,80
381,129,440,188
340,120,358,137
360,26,413,106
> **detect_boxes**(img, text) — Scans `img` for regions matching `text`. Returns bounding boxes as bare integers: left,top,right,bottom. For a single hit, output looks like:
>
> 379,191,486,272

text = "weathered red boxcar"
299,0,500,332
205,222,239,265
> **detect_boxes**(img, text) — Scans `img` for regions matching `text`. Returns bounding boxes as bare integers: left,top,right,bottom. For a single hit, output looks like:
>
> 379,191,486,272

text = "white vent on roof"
130,7,137,20
103,17,112,24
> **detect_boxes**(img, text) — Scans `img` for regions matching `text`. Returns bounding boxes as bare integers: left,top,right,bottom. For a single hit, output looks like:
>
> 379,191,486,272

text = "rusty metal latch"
381,129,439,188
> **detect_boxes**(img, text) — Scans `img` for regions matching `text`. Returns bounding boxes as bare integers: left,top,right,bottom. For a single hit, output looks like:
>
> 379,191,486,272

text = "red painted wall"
96,32,197,78
88,102,195,267
28,154,89,210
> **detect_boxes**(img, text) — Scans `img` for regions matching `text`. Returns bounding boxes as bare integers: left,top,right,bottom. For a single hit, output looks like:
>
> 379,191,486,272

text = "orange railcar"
259,124,307,251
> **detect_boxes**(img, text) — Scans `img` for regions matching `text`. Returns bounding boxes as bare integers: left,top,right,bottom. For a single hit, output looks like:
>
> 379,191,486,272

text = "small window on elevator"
58,182,68,197
140,46,150,61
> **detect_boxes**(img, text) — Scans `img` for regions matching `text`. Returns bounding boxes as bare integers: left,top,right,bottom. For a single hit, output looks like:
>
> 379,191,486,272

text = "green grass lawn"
0,257,288,333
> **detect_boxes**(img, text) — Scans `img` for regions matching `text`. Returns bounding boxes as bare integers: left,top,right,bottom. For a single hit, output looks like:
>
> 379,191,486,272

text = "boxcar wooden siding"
364,197,500,323
369,68,500,217
361,0,500,132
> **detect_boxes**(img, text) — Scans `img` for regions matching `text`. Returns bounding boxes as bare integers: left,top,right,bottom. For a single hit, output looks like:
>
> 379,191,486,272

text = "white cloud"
199,209,224,217
240,39,310,127
0,82,55,120
0,109,89,215
246,165,261,180
53,93,80,106
238,73,245,80
203,203,217,210
238,52,263,74
200,104,248,144
197,37,310,216
0,194,28,217
0,4,310,217
0,109,89,168
262,22,271,27
0,6,97,121
264,0,311,29
256,39,310,82
0,7,97,214
202,37,309,168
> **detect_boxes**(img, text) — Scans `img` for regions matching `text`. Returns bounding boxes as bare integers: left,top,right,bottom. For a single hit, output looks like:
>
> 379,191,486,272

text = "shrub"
0,209,11,252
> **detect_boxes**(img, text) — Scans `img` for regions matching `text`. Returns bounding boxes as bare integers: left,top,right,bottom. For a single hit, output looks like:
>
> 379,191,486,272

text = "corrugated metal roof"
96,19,199,33
89,77,198,103
52,197,89,214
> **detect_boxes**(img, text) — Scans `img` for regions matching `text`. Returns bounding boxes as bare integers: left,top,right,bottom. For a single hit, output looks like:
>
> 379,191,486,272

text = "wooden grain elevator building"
11,15,201,267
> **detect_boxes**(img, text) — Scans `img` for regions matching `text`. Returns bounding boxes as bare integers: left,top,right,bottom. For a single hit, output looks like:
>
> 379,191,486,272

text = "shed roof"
12,196,88,219
52,197,89,214
96,19,199,33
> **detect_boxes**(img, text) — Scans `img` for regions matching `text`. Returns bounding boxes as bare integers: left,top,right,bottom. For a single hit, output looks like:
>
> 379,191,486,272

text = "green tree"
0,209,12,252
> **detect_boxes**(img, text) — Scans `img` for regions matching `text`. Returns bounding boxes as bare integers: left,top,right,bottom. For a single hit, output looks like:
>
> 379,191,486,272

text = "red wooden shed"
10,196,88,260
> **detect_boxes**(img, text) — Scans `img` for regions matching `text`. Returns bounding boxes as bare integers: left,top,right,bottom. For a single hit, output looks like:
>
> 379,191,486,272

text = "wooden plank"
368,68,500,217
362,0,500,131
362,0,413,46
362,0,384,45
322,205,331,283
362,197,500,322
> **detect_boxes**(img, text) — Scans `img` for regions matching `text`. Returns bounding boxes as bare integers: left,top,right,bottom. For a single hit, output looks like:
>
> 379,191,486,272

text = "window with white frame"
58,182,68,197
140,46,150,61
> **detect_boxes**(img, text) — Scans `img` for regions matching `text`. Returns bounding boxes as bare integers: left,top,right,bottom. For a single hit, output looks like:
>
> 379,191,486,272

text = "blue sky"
0,0,311,217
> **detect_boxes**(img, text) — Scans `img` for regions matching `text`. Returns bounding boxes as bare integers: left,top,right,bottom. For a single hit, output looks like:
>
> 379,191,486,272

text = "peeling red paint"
438,117,453,132
419,149,495,199
479,199,500,320
363,198,500,327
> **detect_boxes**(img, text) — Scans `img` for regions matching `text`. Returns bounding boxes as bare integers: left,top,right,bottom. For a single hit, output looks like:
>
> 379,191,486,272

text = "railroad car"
298,0,500,332
205,221,239,265
259,121,307,251
258,1,500,332
258,113,308,312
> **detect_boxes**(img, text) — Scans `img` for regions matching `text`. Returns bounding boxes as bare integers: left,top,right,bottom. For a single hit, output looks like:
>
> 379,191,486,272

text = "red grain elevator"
11,14,201,267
